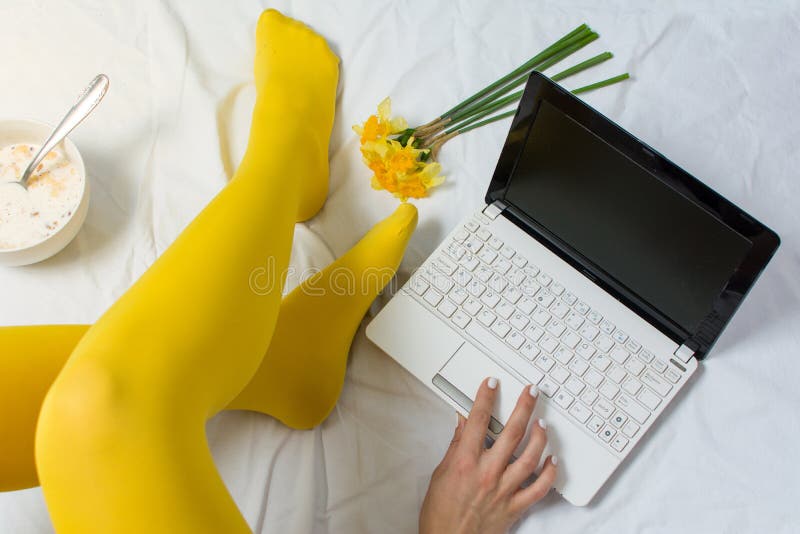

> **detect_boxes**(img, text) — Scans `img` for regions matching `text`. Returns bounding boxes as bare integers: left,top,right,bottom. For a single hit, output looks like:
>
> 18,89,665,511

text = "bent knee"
36,360,133,456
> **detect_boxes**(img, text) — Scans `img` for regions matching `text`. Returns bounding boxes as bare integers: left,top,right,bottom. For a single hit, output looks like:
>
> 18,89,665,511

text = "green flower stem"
445,72,631,140
444,31,599,128
571,73,630,94
440,24,592,119
532,32,599,72
444,90,523,134
551,51,613,81
455,109,518,135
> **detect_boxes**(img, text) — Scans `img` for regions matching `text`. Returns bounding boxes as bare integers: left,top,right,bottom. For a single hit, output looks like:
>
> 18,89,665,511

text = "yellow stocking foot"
229,203,419,428
252,9,339,221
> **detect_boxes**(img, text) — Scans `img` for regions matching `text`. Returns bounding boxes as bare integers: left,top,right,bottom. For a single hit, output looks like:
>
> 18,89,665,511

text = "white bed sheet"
1,0,799,532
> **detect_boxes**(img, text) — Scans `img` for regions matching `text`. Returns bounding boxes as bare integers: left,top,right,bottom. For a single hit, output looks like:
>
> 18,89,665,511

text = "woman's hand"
419,378,557,534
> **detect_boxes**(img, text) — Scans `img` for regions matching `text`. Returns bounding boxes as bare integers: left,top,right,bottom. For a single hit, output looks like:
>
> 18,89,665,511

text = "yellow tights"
0,202,416,493
2,10,418,533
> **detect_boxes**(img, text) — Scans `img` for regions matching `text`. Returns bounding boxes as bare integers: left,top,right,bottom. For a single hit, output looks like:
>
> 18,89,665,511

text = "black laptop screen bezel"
486,72,780,359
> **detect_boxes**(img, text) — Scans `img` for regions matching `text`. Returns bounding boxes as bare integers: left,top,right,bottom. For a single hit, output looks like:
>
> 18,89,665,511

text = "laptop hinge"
674,343,695,363
483,200,507,220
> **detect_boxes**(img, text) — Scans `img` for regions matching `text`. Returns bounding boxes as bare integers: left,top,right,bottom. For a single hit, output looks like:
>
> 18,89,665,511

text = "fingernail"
529,385,539,398
537,418,547,430
551,455,558,466
487,377,498,390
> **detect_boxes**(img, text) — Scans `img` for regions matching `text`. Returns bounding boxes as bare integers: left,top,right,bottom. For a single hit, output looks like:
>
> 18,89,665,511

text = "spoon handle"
20,74,109,187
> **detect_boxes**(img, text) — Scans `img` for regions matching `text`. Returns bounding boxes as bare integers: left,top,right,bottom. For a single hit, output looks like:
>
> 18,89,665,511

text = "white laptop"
366,72,779,506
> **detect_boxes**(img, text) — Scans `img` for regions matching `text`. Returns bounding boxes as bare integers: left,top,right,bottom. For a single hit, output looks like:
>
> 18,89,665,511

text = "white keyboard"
404,211,688,455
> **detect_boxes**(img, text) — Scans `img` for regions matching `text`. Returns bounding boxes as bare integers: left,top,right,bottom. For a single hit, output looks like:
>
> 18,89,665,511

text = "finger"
441,413,467,465
485,385,538,472
510,455,558,513
500,416,548,492
460,377,499,457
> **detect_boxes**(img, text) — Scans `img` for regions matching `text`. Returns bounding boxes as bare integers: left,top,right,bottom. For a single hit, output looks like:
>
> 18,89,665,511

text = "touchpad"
433,342,526,434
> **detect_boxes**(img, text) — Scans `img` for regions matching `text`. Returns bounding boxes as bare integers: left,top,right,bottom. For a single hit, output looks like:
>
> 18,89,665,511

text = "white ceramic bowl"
0,119,89,266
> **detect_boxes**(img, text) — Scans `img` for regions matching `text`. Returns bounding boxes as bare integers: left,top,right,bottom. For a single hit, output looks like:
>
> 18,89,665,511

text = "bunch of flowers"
353,23,630,201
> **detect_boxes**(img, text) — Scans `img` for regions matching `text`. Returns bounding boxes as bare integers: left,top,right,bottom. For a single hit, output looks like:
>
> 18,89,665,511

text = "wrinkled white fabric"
1,0,799,532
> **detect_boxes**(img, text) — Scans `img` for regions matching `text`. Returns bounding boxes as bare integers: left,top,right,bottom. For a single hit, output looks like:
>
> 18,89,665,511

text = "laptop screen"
504,100,752,332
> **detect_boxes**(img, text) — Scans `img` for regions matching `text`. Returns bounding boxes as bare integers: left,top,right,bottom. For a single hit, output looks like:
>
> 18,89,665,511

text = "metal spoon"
15,74,109,189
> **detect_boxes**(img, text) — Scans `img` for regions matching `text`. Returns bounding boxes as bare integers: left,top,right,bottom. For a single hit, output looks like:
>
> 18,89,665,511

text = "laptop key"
581,390,598,406
565,376,585,395
500,245,515,259
554,390,574,409
664,368,681,384
637,388,661,410
569,402,591,423
576,342,596,359
480,290,501,308
599,319,615,334
611,435,629,452
540,335,559,354
490,320,510,338
612,330,629,344
610,347,629,364
551,365,570,384
493,258,512,275
547,320,567,337
562,292,578,306
409,277,429,296
641,370,671,396
622,377,643,396
625,358,645,376
438,299,457,318
554,347,573,365
568,358,589,376
502,286,523,304
615,394,649,424
509,312,529,331
538,378,559,397
562,331,581,349
550,301,570,319
594,399,615,419
594,335,614,353
460,254,479,272
496,300,515,320
453,228,469,242
511,255,527,268
621,421,640,438
476,228,492,241
449,286,468,305
610,411,628,428
477,309,496,327
506,330,525,350
587,416,604,433
463,298,482,316
478,248,498,264
465,238,483,254
599,382,619,400
599,425,616,442
451,310,471,329
520,341,540,360
423,289,443,307
535,354,555,373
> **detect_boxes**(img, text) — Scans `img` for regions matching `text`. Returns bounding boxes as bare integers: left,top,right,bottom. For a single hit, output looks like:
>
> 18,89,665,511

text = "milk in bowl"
0,143,83,250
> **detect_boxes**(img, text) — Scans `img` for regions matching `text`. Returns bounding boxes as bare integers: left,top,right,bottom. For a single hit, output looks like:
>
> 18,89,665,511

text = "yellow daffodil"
352,97,408,144
361,137,444,201
354,98,445,202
